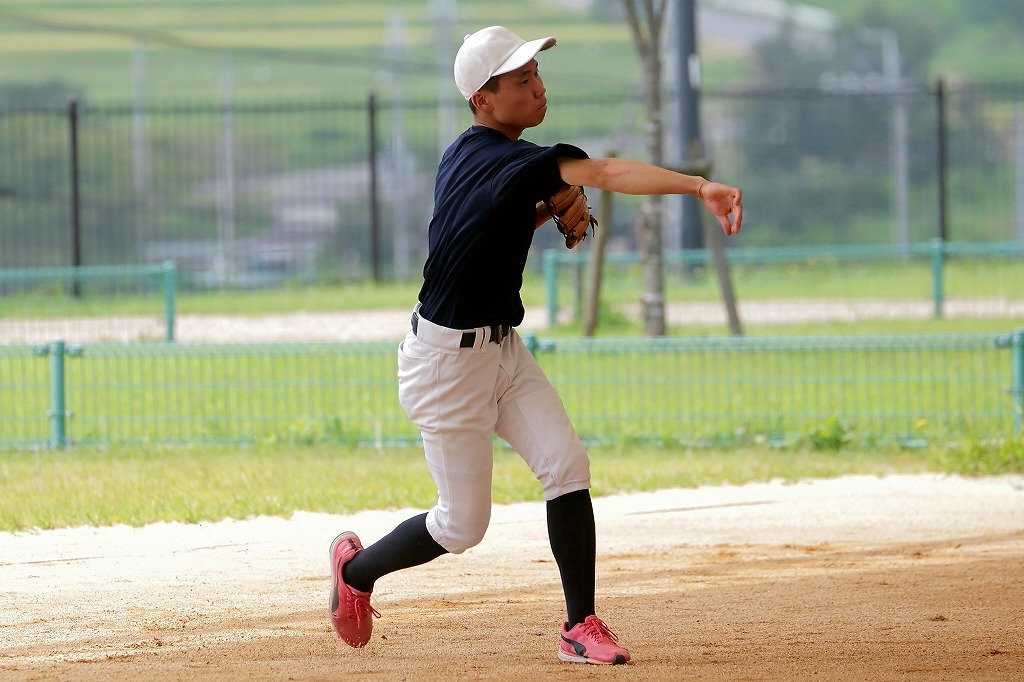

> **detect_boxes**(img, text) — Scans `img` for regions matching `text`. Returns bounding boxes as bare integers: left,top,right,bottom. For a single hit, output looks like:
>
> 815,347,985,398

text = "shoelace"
580,616,619,643
344,588,381,624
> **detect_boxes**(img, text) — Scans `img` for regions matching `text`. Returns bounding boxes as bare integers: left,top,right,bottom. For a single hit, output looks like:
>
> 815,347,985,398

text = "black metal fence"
1,80,1022,288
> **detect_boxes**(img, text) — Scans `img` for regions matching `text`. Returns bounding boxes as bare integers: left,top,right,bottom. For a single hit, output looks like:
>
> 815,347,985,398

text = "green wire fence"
0,261,178,342
2,240,1023,347
544,240,1024,326
2,330,1021,450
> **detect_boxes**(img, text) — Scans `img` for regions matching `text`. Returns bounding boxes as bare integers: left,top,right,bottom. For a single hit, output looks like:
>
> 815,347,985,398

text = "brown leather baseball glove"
544,185,598,249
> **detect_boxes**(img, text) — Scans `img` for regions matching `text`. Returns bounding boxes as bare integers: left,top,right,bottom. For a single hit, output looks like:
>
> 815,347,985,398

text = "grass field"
0,1,660,102
2,439,1021,532
4,256,1023,318
3,0,1022,106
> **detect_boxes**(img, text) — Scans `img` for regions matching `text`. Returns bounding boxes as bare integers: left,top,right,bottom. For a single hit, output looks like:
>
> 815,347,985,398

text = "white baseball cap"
454,26,556,100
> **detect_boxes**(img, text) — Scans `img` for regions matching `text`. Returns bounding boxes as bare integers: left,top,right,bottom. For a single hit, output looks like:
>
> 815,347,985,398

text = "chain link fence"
2,81,1023,288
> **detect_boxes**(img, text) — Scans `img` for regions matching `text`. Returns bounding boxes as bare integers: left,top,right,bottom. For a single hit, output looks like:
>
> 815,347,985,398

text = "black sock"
342,512,448,593
546,489,596,628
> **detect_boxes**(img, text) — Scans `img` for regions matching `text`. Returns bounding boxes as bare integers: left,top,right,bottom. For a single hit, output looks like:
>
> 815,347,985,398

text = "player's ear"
470,91,492,112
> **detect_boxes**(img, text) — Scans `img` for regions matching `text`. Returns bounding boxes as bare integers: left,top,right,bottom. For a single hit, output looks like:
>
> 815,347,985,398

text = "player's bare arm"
557,156,743,235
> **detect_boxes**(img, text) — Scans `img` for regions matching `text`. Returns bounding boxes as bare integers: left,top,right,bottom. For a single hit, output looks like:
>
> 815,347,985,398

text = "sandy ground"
1,474,1023,681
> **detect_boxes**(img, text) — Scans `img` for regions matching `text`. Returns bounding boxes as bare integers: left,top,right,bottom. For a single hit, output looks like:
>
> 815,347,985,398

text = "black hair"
468,75,501,115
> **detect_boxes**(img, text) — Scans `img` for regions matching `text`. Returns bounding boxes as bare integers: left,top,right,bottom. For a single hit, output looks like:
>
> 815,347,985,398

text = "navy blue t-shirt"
417,126,588,330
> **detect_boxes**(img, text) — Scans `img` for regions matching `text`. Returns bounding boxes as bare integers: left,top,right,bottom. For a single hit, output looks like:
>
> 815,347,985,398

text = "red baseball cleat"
329,531,380,647
558,615,631,664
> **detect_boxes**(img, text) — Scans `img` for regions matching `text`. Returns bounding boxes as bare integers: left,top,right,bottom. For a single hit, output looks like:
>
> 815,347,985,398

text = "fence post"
936,78,949,242
368,92,381,283
68,98,83,297
521,331,539,356
48,339,67,448
543,249,558,327
162,260,177,342
584,162,615,337
1012,328,1024,435
930,238,945,319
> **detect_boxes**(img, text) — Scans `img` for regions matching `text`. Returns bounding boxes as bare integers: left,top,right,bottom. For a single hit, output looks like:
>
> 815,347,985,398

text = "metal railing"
2,330,1020,449
2,239,1020,347
543,239,1024,326
0,261,178,343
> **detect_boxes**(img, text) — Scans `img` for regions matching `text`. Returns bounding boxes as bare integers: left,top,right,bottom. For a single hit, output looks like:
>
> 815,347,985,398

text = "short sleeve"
491,142,589,206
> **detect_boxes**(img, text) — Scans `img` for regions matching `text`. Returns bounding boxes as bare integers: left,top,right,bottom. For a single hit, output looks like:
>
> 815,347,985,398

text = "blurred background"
2,1,1023,449
2,0,1022,286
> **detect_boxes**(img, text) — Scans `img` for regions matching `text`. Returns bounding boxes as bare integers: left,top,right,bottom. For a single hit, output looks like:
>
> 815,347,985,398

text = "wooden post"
584,151,617,336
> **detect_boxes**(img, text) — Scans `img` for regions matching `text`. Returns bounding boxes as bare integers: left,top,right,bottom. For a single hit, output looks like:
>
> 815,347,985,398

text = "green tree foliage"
807,0,1024,81
734,2,1011,246
962,0,1024,27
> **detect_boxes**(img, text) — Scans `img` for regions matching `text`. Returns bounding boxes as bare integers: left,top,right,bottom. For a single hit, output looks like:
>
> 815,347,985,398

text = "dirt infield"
1,475,1022,681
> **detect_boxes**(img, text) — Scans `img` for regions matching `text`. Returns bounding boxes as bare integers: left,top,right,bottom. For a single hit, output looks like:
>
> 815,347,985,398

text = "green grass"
0,1,648,102
3,0,1022,104
541,337,1015,447
1,331,1016,448
2,439,1021,532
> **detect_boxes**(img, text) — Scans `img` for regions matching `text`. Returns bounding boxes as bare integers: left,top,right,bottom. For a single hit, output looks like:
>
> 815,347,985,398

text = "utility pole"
879,28,910,250
131,38,150,261
214,52,237,286
860,27,910,249
389,9,411,280
675,0,705,258
1015,104,1024,242
433,0,457,161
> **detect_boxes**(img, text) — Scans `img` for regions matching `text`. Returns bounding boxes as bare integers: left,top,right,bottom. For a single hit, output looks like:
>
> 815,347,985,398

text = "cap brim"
492,36,556,78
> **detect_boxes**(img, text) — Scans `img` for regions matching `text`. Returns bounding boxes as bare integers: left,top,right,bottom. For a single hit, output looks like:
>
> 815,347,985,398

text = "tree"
621,0,669,336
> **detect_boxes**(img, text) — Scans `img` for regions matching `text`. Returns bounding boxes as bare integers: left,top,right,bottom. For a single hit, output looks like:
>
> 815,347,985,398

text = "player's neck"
472,117,524,141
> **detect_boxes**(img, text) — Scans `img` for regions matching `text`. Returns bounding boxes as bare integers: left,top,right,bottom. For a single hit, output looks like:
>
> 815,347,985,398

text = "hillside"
0,0,1022,105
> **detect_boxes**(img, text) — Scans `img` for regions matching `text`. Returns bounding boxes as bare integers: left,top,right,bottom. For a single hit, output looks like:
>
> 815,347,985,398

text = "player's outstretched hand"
698,181,743,236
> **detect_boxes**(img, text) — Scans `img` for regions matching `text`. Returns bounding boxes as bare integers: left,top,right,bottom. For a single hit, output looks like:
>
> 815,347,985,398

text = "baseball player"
329,25,743,665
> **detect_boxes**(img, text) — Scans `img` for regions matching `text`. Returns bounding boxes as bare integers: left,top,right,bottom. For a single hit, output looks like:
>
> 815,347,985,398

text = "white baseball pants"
397,308,591,554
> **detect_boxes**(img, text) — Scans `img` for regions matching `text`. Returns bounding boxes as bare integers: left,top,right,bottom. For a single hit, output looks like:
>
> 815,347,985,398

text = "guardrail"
0,261,178,343
543,239,1024,327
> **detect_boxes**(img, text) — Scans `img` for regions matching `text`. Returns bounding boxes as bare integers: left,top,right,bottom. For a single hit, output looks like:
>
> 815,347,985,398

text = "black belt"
411,312,511,347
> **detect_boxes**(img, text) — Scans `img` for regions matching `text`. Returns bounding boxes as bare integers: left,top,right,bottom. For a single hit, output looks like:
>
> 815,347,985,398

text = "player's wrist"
696,178,709,200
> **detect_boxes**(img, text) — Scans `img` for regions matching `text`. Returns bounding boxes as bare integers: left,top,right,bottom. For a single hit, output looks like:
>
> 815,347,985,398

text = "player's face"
490,60,547,130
